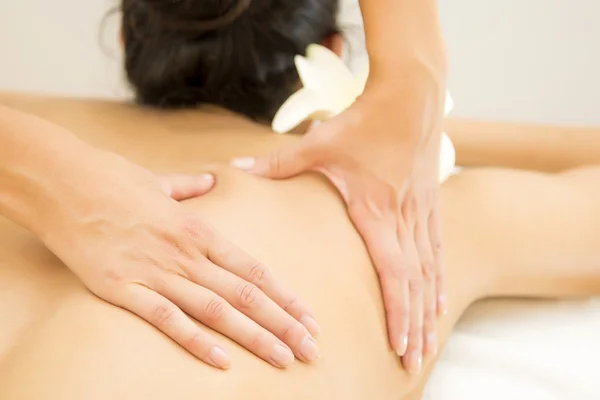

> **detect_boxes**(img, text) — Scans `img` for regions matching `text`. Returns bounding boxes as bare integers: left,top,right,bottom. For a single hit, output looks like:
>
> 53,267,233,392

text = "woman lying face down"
121,2,456,371
0,0,599,398
1,90,600,400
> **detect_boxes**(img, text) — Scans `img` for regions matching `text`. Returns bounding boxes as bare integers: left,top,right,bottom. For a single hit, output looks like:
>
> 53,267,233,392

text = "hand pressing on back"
1,111,320,370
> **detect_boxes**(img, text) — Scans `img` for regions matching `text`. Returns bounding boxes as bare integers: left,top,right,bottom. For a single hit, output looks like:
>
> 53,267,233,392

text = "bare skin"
0,93,599,399
251,0,449,366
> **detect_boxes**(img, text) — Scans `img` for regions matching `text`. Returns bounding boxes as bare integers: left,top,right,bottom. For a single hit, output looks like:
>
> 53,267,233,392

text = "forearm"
359,0,446,80
445,118,600,172
357,0,447,148
447,167,600,301
0,104,91,235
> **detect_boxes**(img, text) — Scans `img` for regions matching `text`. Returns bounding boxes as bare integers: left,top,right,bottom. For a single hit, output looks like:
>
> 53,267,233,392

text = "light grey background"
0,0,598,125
439,0,600,125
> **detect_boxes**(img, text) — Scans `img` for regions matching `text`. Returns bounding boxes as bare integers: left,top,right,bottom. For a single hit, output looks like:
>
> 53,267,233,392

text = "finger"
157,273,297,369
119,283,231,369
428,204,447,316
349,204,409,356
401,259,424,374
158,173,215,200
188,259,320,364
230,140,316,179
203,229,321,337
414,213,438,357
398,221,424,375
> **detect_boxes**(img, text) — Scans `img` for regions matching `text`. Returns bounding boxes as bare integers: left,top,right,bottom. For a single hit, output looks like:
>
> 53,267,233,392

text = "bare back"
0,93,431,399
2,93,599,400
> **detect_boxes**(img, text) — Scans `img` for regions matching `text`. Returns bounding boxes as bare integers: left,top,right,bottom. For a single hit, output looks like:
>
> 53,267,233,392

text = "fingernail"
201,173,214,182
438,294,448,315
301,315,321,337
270,344,295,368
231,157,256,171
396,335,408,356
299,335,320,363
426,332,438,356
407,350,423,374
209,346,231,370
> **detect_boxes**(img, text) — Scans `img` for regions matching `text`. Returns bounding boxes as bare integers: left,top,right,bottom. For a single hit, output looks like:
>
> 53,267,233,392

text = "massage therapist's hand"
18,144,320,370
232,75,447,373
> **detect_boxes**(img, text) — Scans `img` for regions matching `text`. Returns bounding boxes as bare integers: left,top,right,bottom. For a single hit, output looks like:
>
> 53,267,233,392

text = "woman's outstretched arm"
445,118,600,172
406,164,600,399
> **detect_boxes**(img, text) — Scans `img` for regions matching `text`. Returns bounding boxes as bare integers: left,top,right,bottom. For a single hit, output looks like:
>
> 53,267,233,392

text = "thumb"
157,173,215,201
230,142,315,179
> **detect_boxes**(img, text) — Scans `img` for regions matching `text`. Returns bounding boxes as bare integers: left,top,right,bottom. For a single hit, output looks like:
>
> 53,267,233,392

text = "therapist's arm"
359,0,447,92
242,0,450,374
0,104,321,369
0,104,86,231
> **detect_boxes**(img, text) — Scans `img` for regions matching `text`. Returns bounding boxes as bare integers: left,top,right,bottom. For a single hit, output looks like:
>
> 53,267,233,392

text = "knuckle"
423,188,434,205
204,298,227,322
151,303,177,328
250,331,270,349
408,276,424,295
179,214,214,244
408,194,418,214
375,252,404,278
382,269,408,290
409,317,424,335
381,262,407,282
183,331,205,353
421,261,436,283
436,271,445,287
282,296,300,314
401,192,416,217
385,189,400,215
246,262,268,287
392,303,410,321
280,325,298,344
269,152,282,173
180,214,204,237
396,264,409,281
236,282,260,309
410,327,425,341
162,239,193,261
424,304,437,322
431,240,443,258
149,274,169,293
103,266,126,286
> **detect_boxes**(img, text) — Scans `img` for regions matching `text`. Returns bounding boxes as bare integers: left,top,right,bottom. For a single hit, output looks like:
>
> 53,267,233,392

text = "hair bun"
140,0,251,33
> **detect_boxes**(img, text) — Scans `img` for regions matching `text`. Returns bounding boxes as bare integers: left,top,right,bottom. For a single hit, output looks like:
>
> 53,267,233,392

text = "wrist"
359,64,446,147
0,111,99,238
2,143,91,235
366,48,447,95
368,40,448,86
363,0,447,85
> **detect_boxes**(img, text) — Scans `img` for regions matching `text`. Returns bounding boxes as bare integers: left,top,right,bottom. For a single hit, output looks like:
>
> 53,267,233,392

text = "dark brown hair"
121,0,339,120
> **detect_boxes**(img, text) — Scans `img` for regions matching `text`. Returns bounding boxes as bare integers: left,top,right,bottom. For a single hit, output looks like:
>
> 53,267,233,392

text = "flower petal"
306,44,358,91
295,44,358,100
445,92,454,115
271,88,336,134
439,132,456,183
354,65,370,94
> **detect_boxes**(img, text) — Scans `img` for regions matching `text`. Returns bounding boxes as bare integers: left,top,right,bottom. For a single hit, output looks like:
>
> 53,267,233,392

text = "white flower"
272,44,456,183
